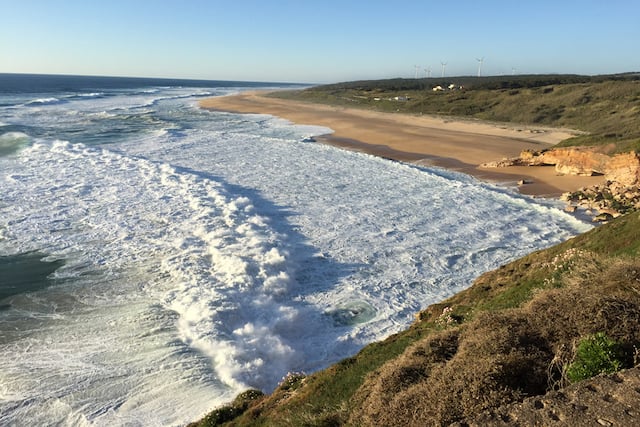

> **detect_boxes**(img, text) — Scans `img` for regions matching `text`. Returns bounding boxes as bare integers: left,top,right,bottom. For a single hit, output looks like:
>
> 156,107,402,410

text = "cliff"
605,151,640,186
483,148,640,184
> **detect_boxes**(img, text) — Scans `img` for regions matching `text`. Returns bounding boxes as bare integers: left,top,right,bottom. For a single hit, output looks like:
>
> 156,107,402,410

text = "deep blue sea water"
0,74,591,426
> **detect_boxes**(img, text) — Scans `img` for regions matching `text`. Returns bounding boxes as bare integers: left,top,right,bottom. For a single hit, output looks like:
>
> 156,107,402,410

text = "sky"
2,0,639,84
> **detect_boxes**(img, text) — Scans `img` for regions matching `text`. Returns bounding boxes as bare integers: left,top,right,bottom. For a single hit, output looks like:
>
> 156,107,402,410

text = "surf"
0,76,592,425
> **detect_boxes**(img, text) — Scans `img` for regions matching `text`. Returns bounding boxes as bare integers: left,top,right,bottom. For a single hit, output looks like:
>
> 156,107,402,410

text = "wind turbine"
414,65,420,79
425,66,432,78
440,62,447,78
476,57,484,77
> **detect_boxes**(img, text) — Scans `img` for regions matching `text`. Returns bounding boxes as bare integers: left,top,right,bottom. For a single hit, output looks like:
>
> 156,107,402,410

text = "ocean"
0,74,591,426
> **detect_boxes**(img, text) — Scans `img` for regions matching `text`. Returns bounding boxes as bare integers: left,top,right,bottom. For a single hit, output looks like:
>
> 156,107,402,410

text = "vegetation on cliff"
192,212,640,426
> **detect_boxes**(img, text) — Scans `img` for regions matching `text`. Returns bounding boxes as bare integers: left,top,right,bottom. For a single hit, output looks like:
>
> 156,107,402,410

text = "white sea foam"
119,105,592,372
0,87,592,425
72,92,105,98
24,97,65,106
1,137,326,422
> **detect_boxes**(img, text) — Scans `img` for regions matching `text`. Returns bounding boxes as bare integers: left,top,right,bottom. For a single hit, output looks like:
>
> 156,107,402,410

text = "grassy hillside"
271,73,640,153
192,212,640,426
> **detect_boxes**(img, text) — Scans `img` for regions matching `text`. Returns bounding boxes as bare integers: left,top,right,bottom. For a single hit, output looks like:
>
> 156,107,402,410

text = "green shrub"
195,389,264,427
565,332,626,382
199,405,241,426
277,372,306,392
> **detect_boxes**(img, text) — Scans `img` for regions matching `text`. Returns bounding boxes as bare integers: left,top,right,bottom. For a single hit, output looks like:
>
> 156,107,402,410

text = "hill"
271,74,640,218
271,73,640,154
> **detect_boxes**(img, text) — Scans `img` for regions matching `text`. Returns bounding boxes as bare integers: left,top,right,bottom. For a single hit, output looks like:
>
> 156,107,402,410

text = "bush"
565,332,626,382
194,389,264,427
277,372,306,392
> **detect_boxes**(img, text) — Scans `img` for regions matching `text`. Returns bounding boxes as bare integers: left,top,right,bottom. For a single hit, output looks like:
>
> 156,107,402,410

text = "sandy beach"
200,91,604,197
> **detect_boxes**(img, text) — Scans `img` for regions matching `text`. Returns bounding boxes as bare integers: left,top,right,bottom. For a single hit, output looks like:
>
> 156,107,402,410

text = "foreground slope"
192,212,640,426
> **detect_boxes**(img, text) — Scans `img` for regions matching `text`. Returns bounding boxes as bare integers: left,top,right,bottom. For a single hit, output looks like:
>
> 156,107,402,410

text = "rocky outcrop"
605,151,640,186
482,148,640,184
483,148,640,219
562,181,640,221
542,148,610,176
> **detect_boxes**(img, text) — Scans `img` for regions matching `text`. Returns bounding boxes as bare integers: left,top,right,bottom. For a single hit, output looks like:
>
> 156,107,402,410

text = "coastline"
192,89,639,426
200,91,604,197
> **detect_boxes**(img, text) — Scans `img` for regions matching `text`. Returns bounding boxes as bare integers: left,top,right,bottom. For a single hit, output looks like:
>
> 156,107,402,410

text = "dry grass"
351,329,460,425
349,256,640,426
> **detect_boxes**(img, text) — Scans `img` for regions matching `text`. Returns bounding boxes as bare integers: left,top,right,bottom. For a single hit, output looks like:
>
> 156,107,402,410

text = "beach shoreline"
200,91,604,197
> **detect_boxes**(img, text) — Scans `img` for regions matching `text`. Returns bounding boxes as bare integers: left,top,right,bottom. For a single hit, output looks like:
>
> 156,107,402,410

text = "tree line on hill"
316,72,640,92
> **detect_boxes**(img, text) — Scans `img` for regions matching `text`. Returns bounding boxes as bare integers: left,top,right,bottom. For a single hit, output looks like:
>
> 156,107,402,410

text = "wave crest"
0,131,31,155
23,97,65,106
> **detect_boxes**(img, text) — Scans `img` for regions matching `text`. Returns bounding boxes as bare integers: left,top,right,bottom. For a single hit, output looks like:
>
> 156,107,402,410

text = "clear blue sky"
2,0,639,83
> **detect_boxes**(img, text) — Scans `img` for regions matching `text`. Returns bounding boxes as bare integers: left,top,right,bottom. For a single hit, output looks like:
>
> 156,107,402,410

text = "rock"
564,205,578,213
480,159,518,168
484,149,640,217
605,152,640,186
519,149,538,160
563,178,640,217
609,181,624,193
485,148,640,187
593,212,614,222
518,149,553,166
537,147,609,176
